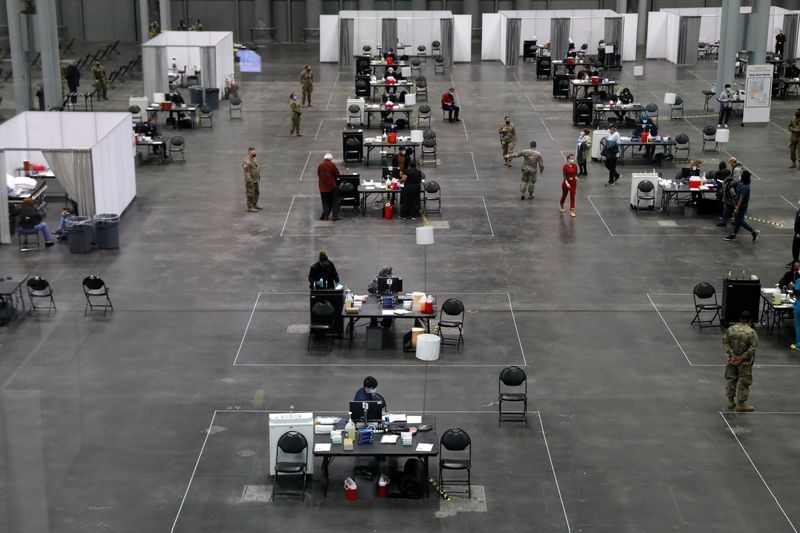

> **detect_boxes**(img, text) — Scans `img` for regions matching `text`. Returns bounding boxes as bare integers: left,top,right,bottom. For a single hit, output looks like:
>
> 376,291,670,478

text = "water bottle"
345,412,356,441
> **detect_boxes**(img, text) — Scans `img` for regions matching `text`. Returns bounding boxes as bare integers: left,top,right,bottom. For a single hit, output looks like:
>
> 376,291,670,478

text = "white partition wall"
0,112,136,244
320,15,339,63
482,13,502,61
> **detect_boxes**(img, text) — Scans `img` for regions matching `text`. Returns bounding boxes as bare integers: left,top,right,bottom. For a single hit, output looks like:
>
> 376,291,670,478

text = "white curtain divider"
143,31,233,95
320,15,339,62
91,118,136,216
453,15,472,62
481,13,502,61
0,152,8,244
200,46,215,89
42,150,95,218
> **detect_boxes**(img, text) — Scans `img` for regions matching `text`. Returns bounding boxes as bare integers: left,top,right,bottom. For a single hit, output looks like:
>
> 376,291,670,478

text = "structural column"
138,0,149,42
6,0,31,112
463,0,480,38
411,0,426,10
746,0,770,64
358,0,375,10
254,0,272,42
33,0,61,110
160,0,171,32
637,0,647,47
715,0,740,110
616,0,627,14
515,0,531,10
305,0,320,38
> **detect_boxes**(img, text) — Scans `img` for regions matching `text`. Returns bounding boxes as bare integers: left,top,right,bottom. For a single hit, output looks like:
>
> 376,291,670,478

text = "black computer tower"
536,57,551,79
553,75,570,98
336,173,360,213
573,98,592,126
356,56,371,75
310,289,344,336
355,75,370,98
343,130,364,163
523,40,538,61
721,278,761,326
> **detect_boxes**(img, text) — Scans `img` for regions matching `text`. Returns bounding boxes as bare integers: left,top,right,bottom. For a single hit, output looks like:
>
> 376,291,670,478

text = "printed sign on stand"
743,64,773,125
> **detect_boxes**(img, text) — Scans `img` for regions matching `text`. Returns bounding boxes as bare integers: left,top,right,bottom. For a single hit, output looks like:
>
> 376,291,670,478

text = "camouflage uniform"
722,322,758,408
290,98,303,136
507,148,544,199
788,116,800,167
300,68,314,106
499,121,517,166
92,63,108,100
242,155,261,210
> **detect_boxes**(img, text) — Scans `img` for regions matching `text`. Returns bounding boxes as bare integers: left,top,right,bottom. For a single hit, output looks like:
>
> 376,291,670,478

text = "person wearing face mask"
242,146,261,212
718,84,733,128
354,376,379,402
560,153,578,217
499,116,517,167
576,128,591,176
289,92,303,137
787,108,800,169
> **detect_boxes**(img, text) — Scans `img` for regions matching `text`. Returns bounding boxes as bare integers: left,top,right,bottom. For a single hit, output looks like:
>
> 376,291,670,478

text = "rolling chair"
272,431,309,501
691,282,722,330
439,428,471,498
27,276,56,313
498,366,527,426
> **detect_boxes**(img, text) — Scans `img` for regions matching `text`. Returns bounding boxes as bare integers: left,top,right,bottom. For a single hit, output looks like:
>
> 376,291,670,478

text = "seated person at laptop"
354,376,379,402
786,60,800,79
779,260,800,290
17,197,55,247
168,89,187,123
633,113,658,158
308,250,340,289
368,267,395,327
135,116,165,157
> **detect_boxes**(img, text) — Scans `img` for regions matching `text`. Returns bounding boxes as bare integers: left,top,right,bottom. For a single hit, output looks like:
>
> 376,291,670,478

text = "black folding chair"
439,428,471,498
498,366,527,426
27,277,56,313
83,275,113,317
272,431,308,501
691,282,722,329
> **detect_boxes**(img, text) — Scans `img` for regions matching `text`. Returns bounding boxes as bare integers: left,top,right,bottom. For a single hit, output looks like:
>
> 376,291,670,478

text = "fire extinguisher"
383,202,393,219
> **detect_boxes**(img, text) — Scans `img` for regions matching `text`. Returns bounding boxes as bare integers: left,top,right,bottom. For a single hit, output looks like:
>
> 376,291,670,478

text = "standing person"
308,250,340,289
776,30,786,56
440,87,460,123
723,170,760,242
289,93,302,137
399,161,423,219
506,141,545,201
603,126,621,186
300,65,314,107
788,108,800,168
317,152,341,221
65,62,80,96
714,161,736,226
718,84,733,128
792,202,800,263
499,116,517,167
560,153,579,217
242,146,261,212
792,287,800,351
723,311,757,411
92,60,108,100
576,128,591,176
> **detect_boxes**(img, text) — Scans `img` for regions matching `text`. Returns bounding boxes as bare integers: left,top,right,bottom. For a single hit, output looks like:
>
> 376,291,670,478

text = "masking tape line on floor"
746,214,785,228
428,477,452,501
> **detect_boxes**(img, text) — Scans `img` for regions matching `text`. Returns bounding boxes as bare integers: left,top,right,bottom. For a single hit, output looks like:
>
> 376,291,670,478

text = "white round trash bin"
415,333,441,362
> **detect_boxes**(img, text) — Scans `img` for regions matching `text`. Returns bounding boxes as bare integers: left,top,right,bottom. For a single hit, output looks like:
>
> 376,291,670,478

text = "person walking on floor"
576,128,591,176
723,311,757,411
300,65,314,107
289,93,303,137
604,126,621,186
715,161,738,227
788,108,800,168
242,146,261,212
400,161,424,219
560,153,578,217
92,60,109,100
506,140,545,201
792,202,800,264
317,152,340,221
499,116,517,167
718,84,733,128
723,170,759,242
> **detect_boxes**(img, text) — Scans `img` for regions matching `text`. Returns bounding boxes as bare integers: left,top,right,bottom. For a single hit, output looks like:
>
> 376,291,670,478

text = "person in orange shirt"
560,153,578,217
440,87,460,123
317,153,341,221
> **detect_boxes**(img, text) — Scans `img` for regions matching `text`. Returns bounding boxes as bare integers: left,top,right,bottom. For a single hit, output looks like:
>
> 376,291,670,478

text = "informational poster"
743,64,773,124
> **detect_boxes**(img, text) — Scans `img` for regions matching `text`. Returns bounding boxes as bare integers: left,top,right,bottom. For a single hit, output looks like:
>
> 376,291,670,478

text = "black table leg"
321,456,332,497
421,456,430,497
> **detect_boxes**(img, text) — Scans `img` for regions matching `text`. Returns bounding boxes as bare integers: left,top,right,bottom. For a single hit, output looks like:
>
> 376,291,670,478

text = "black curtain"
339,18,353,67
505,18,521,66
603,17,624,56
677,16,701,65
441,18,454,66
382,18,397,55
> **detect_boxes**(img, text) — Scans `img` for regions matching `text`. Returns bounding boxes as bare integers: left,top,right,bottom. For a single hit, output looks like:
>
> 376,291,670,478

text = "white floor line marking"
538,413,572,533
680,117,705,136
688,70,714,87
770,120,790,134
722,411,800,415
234,363,524,368
232,293,262,366
297,151,312,181
525,93,538,111
482,196,494,237
461,118,469,141
780,195,797,209
170,411,217,533
325,92,334,112
647,293,693,366
314,118,325,141
722,150,762,180
720,413,799,533
508,293,526,367
279,195,295,237
586,196,613,236
559,150,569,162
213,408,543,415
512,71,523,87
470,151,480,181
541,117,554,140
332,70,341,89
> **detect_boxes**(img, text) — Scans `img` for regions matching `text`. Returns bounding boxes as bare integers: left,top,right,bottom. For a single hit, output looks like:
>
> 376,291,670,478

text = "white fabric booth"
482,9,638,64
647,7,799,64
142,31,235,99
320,11,472,64
0,112,136,244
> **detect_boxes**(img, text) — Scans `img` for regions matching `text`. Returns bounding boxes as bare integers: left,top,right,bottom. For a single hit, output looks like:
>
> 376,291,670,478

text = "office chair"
27,276,56,313
636,180,656,215
498,366,527,426
82,275,113,317
702,125,718,152
691,282,722,330
308,301,336,351
272,431,308,501
439,428,471,498
169,136,186,163
437,298,464,349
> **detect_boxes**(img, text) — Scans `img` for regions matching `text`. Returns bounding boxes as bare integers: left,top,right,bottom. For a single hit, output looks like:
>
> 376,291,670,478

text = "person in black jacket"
308,250,340,289
17,197,54,246
399,162,423,219
779,261,800,290
65,63,80,95
793,204,800,262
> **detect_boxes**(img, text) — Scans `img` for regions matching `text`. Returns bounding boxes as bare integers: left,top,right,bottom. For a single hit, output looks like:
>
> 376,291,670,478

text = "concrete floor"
1,42,800,532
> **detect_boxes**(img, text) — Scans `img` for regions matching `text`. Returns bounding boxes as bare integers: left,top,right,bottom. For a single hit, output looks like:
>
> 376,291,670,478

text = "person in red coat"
317,152,341,221
560,153,578,217
440,87,460,123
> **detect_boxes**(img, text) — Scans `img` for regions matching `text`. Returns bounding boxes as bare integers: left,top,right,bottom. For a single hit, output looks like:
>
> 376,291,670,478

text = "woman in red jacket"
560,153,578,217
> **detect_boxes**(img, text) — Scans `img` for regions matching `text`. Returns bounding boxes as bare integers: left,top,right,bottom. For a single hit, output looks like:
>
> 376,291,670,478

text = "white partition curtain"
604,17,624,53
677,16,701,65
382,18,397,54
784,14,798,60
505,18,521,66
440,18,454,66
200,46,216,89
550,18,570,59
339,18,354,66
42,150,95,219
0,152,8,244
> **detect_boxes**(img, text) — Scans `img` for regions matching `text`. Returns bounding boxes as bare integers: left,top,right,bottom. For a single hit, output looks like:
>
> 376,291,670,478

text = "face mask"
366,388,376,394
251,153,256,158
291,95,297,101
505,120,510,124
568,159,575,164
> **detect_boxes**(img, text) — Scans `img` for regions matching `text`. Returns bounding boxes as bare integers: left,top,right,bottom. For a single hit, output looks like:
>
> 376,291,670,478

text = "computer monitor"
382,166,400,180
377,277,403,294
350,400,384,422
680,167,692,179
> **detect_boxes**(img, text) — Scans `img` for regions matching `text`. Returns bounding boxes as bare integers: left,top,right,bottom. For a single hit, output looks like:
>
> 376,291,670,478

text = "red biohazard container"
566,57,574,64
387,132,397,144
387,56,394,64
590,76,600,84
640,132,649,142
23,160,31,170
384,202,393,219
378,485,388,497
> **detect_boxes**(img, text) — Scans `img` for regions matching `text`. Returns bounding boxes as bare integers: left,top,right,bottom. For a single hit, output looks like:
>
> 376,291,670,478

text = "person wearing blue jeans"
17,197,54,247
724,171,760,242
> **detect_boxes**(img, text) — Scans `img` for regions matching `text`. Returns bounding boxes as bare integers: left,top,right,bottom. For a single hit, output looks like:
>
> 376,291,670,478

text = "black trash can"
66,216,92,253
189,85,204,105
205,88,220,109
94,213,120,249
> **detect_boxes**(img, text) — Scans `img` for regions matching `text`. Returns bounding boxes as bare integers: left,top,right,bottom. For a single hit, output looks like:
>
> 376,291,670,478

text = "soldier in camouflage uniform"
242,146,261,212
506,140,545,200
92,60,108,100
300,65,314,107
788,108,800,168
722,311,757,412
499,116,517,167
289,93,303,137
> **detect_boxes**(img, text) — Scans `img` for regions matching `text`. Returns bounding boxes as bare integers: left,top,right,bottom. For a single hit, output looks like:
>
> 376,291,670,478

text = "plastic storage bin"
94,213,120,249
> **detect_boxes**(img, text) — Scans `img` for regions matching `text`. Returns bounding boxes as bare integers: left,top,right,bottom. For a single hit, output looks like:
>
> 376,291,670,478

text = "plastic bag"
344,477,357,490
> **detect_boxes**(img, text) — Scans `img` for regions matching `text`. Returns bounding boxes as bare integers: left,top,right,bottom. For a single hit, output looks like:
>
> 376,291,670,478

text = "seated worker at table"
786,60,800,78
135,117,165,157
633,113,658,158
613,87,635,122
779,261,800,290
400,161,424,220
354,376,380,402
576,66,590,80
384,67,398,94
383,48,396,62
308,250,340,290
380,92,398,121
441,87,460,123
168,89,187,123
17,197,54,247
368,267,395,328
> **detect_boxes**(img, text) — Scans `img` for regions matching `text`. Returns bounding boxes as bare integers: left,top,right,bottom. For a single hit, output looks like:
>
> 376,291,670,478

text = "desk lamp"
415,225,434,292
415,333,440,417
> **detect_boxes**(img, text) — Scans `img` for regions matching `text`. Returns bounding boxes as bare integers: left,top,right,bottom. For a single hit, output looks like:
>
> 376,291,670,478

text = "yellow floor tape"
428,477,452,501
746,214,785,228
